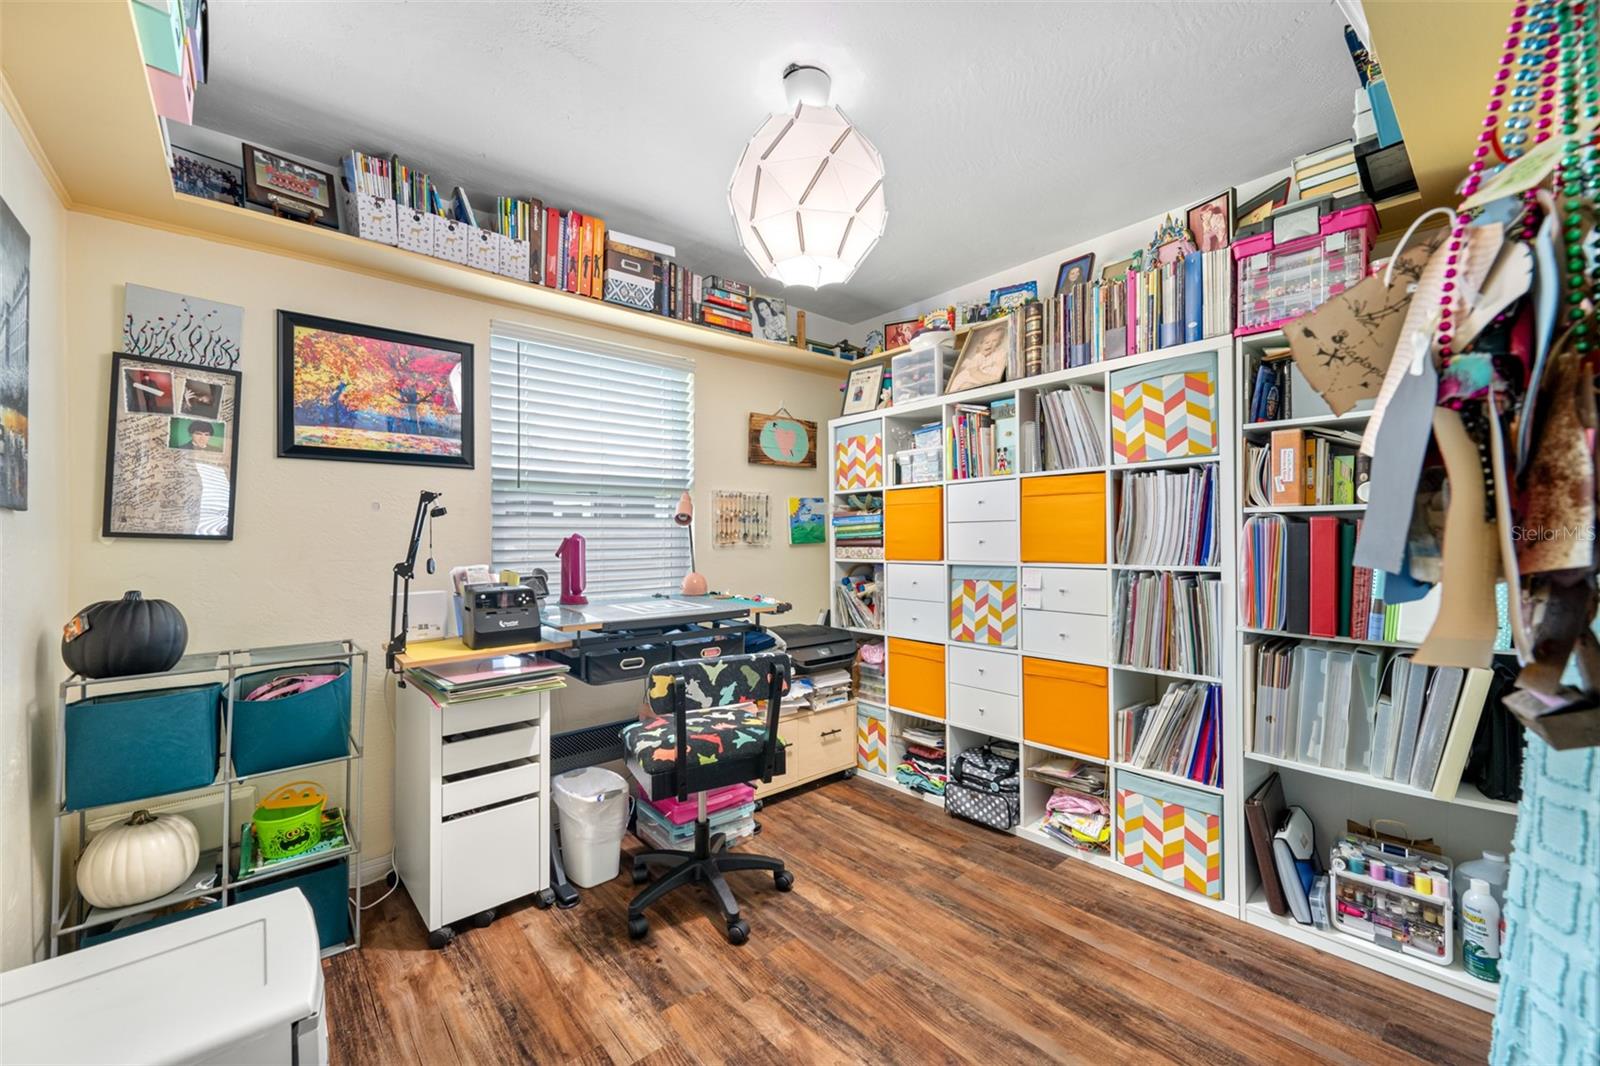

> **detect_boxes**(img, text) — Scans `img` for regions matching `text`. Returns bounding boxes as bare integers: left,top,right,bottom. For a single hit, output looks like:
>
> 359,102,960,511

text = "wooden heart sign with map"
747,410,817,468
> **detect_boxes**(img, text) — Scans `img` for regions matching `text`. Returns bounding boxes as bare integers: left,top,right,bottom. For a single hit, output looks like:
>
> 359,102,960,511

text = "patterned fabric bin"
834,432,884,490
1114,770,1223,900
1110,365,1217,463
856,706,887,776
949,566,1018,647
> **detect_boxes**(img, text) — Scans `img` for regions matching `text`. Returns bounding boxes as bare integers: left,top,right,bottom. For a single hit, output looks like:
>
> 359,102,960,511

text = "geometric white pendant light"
728,64,887,289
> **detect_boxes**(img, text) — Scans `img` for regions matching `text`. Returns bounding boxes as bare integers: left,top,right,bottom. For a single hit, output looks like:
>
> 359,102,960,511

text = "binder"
1409,666,1466,789
1183,252,1203,343
1270,429,1305,506
1389,657,1429,781
1308,516,1339,637
1244,773,1291,917
1284,519,1310,634
1430,667,1495,799
1336,520,1356,637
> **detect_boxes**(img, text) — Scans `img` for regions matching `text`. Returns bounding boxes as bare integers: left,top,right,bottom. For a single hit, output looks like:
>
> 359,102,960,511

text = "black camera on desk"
461,570,547,649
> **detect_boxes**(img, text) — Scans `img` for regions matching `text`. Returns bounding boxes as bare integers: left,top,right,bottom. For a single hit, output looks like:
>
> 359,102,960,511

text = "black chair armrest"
672,676,689,804
761,661,782,783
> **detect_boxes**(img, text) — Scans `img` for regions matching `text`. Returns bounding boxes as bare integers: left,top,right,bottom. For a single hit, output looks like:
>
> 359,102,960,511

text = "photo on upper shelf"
1055,254,1095,295
883,318,919,350
1187,189,1234,252
946,317,1012,393
1235,178,1292,230
841,363,883,415
1101,256,1136,281
170,146,244,207
242,144,339,228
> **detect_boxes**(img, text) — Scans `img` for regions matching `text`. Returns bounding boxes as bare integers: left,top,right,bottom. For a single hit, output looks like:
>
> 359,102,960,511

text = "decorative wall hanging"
747,409,817,467
104,352,241,539
788,497,824,544
713,491,770,547
277,311,473,468
123,283,243,369
0,194,30,512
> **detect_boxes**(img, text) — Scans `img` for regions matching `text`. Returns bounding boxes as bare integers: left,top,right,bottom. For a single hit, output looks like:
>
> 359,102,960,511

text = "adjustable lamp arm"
386,490,444,675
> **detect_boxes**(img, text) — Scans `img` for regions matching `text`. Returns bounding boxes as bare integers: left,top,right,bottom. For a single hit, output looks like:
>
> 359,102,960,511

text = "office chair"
620,651,794,944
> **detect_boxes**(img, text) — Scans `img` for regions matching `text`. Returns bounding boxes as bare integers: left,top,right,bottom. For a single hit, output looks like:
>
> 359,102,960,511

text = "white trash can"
553,767,631,887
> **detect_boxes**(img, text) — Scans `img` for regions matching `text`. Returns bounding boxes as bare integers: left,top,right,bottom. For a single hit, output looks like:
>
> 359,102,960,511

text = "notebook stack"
896,723,948,795
1294,140,1361,199
697,276,754,336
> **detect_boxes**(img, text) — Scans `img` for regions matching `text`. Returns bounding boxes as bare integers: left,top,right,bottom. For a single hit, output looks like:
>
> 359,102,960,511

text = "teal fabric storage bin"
65,684,222,810
233,857,350,951
79,900,221,949
231,664,351,776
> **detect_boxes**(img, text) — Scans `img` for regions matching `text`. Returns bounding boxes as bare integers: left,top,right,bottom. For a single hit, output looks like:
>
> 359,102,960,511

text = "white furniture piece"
393,677,555,949
0,893,326,1065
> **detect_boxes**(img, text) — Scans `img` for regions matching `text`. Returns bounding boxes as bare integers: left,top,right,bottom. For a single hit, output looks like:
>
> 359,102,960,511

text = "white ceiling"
197,1,1359,325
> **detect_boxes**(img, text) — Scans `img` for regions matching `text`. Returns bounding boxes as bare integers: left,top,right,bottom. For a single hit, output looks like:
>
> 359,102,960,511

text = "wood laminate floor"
324,777,1492,1065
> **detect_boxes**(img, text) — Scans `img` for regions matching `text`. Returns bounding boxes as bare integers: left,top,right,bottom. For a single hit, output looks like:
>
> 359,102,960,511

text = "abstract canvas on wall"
123,283,243,369
277,310,473,468
788,497,824,544
0,195,29,511
104,353,241,539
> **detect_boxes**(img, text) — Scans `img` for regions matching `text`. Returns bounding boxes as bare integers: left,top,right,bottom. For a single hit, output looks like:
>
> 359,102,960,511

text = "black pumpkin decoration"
61,591,189,679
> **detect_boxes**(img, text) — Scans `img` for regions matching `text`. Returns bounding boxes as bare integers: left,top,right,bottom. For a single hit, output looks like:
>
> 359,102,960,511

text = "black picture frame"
1234,178,1292,230
277,310,474,469
242,143,339,228
1055,253,1095,295
104,352,242,540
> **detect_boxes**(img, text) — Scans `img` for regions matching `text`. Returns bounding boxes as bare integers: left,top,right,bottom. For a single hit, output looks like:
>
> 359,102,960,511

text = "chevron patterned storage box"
1114,769,1223,900
1110,369,1217,463
834,432,883,490
856,707,887,776
949,566,1018,647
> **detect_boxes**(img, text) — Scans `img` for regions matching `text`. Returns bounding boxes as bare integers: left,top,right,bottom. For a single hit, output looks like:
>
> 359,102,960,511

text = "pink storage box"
639,783,755,826
1233,203,1378,336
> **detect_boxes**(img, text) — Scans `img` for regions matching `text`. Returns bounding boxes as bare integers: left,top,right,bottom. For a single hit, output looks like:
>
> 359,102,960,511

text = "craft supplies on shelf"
1116,681,1223,789
947,397,1017,479
831,494,884,550
1328,834,1455,967
1233,202,1378,336
835,564,882,630
1110,570,1223,678
1023,384,1106,473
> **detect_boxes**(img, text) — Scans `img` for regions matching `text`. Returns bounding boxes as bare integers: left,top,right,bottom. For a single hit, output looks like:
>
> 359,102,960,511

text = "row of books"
1117,681,1223,788
947,399,1018,480
1247,641,1496,799
1111,570,1223,678
1239,514,1395,639
1245,348,1294,422
832,495,883,548
1114,466,1219,568
1245,428,1366,508
1024,385,1106,472
835,568,880,630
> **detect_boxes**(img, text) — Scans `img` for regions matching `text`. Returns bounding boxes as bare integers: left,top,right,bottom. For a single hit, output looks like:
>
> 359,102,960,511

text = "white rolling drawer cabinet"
394,679,554,947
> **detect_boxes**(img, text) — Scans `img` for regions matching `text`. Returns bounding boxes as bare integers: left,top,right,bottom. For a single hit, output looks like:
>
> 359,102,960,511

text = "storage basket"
233,856,351,951
1115,770,1223,899
231,663,350,776
65,683,222,810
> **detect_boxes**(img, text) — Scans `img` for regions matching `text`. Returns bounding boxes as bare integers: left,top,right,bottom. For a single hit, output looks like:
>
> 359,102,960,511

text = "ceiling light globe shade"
728,102,887,289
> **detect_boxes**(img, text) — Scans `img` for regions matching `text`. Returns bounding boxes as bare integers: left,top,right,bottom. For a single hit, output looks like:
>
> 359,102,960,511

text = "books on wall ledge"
948,398,1018,479
1110,356,1218,464
1294,140,1362,200
1025,385,1106,472
1117,681,1223,788
1245,641,1499,801
1114,466,1218,568
1111,570,1223,678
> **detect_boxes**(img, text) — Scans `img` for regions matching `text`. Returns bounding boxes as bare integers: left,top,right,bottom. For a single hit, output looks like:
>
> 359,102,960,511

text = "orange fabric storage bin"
1020,474,1105,563
1022,657,1108,758
888,638,946,719
885,486,943,561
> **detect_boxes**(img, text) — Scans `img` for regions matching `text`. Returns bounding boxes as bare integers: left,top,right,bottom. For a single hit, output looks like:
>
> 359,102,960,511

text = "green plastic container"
252,781,325,860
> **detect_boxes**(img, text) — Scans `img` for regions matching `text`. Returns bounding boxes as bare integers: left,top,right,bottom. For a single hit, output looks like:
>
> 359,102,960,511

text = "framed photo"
747,410,818,468
946,317,1013,393
1235,178,1291,230
1055,254,1095,294
242,144,337,227
883,318,919,350
988,281,1037,314
170,146,243,207
104,353,241,539
277,310,473,468
841,364,883,415
1101,257,1136,281
750,294,788,343
1187,190,1234,252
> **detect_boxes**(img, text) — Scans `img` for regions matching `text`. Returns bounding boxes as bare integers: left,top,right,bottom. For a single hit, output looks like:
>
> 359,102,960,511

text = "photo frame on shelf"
946,316,1013,393
1055,254,1095,294
747,409,817,468
277,310,473,468
104,352,242,540
242,144,338,227
1187,189,1234,252
883,318,919,350
1235,178,1292,230
988,281,1037,314
841,364,883,415
1101,256,1136,281
170,146,244,207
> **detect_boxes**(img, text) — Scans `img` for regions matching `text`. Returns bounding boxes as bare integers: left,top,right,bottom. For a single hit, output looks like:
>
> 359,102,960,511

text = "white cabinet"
1020,609,1109,664
948,645,1020,695
948,683,1022,738
947,520,1017,562
885,563,945,602
885,597,948,642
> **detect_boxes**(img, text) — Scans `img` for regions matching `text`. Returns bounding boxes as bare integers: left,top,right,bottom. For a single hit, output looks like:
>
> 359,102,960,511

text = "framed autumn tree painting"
276,311,473,468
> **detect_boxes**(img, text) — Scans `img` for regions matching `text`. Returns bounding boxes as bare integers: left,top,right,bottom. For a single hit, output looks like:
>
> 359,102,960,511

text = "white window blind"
490,331,694,596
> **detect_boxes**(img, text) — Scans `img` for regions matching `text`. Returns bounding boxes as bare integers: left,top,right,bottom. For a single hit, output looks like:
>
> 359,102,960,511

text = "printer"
766,624,858,675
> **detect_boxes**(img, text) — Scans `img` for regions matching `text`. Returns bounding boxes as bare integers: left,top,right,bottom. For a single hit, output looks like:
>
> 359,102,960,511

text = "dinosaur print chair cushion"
622,653,791,801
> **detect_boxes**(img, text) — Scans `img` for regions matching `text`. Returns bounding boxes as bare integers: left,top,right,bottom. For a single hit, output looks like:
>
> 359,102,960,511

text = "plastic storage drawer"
891,336,955,406
1115,770,1223,900
65,684,222,810
231,664,351,776
233,856,351,951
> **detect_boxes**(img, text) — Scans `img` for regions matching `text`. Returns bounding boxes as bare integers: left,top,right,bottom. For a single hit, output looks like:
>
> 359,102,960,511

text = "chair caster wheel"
471,909,495,928
427,927,456,950
532,889,555,910
774,870,795,892
627,915,650,940
631,864,651,885
843,768,857,779
753,799,765,812
725,919,749,945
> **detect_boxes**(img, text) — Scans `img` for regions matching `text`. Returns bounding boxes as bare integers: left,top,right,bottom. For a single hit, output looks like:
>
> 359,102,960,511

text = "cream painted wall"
59,213,840,889
0,101,69,970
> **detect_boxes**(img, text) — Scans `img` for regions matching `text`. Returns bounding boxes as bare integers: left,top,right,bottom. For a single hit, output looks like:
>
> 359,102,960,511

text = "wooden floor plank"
324,778,1492,1066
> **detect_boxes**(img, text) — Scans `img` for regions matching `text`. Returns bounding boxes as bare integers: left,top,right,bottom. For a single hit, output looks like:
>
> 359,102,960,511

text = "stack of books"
409,654,569,704
831,494,884,551
544,208,607,299
948,398,1018,479
1111,570,1223,677
1114,466,1218,568
1027,385,1105,472
1117,681,1223,787
697,276,753,336
1294,140,1360,199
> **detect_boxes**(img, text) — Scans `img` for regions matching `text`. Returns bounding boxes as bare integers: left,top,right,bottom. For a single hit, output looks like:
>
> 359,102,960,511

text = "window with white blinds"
489,331,694,596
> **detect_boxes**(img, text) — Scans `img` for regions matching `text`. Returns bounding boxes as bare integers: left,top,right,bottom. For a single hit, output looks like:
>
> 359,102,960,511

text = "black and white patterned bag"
945,780,1020,831
945,742,1021,830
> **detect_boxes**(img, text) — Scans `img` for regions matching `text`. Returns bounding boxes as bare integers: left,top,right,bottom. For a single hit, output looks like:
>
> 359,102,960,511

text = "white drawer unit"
441,797,544,925
948,645,1020,695
946,479,1019,523
885,597,949,642
441,691,545,734
947,520,1017,562
441,760,542,817
948,683,1022,739
1021,608,1109,664
441,723,541,776
1022,567,1109,614
885,562,946,602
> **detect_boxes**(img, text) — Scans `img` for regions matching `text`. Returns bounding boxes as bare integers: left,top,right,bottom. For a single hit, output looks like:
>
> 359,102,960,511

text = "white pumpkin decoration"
76,809,200,909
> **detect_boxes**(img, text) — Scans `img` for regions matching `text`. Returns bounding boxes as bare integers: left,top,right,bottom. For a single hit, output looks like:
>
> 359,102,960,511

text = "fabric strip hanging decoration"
727,64,888,289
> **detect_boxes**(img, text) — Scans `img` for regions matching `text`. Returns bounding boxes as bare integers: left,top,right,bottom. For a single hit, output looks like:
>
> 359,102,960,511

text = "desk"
393,591,786,944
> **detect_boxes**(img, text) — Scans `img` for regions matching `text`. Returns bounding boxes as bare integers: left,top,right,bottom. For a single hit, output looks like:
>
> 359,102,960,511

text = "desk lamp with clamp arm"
385,490,446,680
